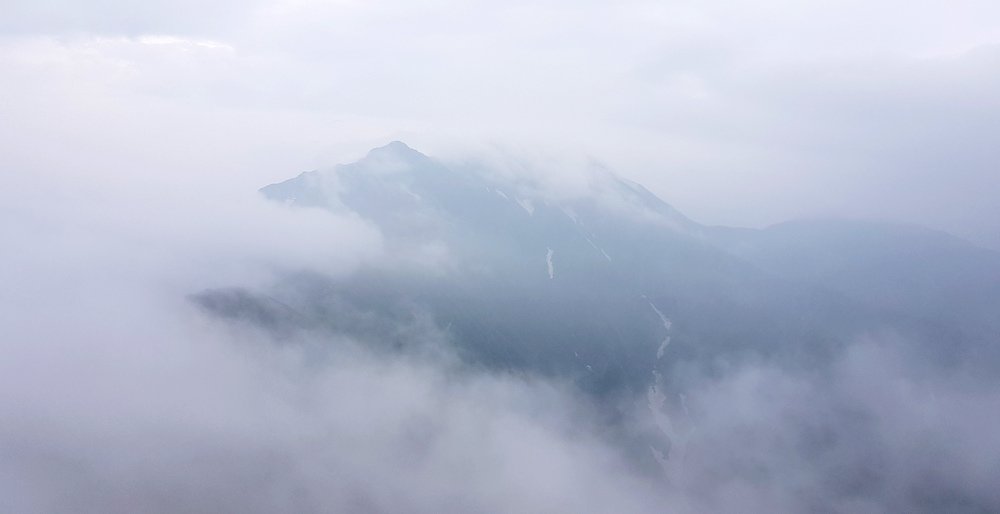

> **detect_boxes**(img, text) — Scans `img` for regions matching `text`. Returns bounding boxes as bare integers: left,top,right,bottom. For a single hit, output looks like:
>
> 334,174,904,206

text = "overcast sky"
2,0,999,246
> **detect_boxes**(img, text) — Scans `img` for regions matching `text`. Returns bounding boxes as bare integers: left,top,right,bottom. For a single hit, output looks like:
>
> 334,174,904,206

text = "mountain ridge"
247,142,1000,383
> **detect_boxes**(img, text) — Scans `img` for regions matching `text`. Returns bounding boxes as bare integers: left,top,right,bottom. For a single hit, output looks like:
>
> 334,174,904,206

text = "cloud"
0,322,671,513
0,200,668,512
669,337,1000,512
2,2,1000,511
2,128,998,512
0,135,667,513
5,202,996,513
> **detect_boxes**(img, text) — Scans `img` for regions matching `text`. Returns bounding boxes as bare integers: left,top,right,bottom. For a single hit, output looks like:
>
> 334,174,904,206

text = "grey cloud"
673,338,1000,513
0,331,668,513
3,139,1000,513
0,134,668,513
0,224,667,513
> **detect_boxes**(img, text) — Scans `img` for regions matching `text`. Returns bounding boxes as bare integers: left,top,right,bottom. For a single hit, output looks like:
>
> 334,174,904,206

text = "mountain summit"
362,140,431,166
367,140,424,157
249,144,1000,388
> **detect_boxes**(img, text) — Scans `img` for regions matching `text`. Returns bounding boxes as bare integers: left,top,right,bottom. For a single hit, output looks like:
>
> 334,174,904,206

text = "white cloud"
0,207,668,511
675,338,1000,512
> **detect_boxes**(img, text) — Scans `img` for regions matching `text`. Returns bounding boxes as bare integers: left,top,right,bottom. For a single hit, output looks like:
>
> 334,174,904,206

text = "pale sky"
2,0,999,246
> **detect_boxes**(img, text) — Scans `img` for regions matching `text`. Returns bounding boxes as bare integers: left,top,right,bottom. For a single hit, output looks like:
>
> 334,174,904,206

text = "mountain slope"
189,142,1000,511
203,142,998,390
712,219,1000,370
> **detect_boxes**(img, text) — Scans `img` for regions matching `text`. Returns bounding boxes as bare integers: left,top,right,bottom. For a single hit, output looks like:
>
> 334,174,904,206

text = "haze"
2,1,999,513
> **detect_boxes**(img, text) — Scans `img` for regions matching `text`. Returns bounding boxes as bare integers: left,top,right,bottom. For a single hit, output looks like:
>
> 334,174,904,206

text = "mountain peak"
365,141,428,161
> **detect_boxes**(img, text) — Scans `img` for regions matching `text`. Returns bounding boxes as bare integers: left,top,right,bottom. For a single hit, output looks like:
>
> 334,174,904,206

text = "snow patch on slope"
647,301,673,359
562,207,579,224
516,198,535,215
584,237,613,263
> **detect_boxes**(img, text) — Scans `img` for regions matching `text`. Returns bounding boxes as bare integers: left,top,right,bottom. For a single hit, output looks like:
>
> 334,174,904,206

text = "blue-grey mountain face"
194,142,1000,511
235,142,1000,381
247,143,850,388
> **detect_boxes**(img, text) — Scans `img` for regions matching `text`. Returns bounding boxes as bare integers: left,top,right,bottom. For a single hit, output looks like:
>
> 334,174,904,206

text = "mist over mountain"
224,141,1000,378
2,137,998,513
184,142,1000,512
5,0,1000,510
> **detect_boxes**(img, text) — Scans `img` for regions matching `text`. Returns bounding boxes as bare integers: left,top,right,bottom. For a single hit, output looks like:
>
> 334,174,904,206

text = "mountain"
249,144,844,387
189,142,1000,511
197,142,1000,389
711,219,1000,370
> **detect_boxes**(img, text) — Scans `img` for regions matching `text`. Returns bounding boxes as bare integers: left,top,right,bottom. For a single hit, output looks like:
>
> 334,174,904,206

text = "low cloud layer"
0,173,652,512
0,322,667,513
674,339,1000,512
0,188,666,512
3,164,999,512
